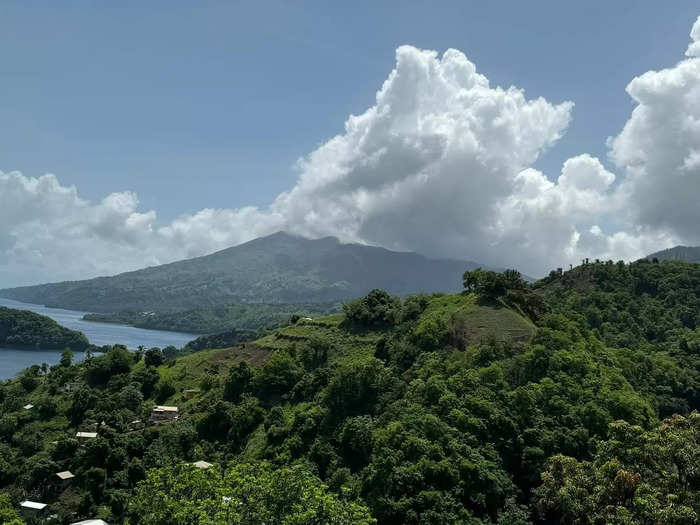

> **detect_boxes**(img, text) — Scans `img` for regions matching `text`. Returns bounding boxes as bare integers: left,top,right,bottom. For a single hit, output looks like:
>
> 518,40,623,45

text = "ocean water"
0,297,197,379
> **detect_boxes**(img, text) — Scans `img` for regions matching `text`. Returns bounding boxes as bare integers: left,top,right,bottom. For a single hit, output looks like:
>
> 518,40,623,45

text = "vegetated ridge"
647,244,700,263
82,301,341,334
0,306,89,351
1,259,699,523
0,232,490,313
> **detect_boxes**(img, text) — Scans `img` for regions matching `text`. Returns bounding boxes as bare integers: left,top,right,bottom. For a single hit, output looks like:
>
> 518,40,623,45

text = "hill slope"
647,245,700,263
4,262,700,523
2,263,700,523
0,232,487,312
0,306,89,350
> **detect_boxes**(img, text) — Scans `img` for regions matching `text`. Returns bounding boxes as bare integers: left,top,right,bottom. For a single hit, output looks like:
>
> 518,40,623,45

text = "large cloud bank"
2,16,700,286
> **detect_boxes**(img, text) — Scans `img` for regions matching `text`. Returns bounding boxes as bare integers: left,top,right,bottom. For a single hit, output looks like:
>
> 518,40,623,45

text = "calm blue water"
0,297,197,380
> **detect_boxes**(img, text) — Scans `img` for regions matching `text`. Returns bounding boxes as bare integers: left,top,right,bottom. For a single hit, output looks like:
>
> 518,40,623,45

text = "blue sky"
2,1,698,219
2,2,700,285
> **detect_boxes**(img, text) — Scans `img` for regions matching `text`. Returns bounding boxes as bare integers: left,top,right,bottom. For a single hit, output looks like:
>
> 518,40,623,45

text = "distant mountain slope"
0,232,488,312
647,245,700,263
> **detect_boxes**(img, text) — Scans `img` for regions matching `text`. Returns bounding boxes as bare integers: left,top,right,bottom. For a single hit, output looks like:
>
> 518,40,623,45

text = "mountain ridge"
0,232,493,312
647,244,700,263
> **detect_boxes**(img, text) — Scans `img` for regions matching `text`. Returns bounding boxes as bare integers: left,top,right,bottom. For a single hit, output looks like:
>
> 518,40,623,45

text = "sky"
1,1,700,286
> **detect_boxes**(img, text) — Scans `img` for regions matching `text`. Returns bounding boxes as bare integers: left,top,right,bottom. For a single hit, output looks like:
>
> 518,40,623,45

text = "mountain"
0,232,489,312
647,245,700,263
0,306,89,350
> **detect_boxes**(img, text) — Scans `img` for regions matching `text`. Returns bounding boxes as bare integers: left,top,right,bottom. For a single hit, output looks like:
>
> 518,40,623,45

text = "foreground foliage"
127,461,374,524
537,413,700,524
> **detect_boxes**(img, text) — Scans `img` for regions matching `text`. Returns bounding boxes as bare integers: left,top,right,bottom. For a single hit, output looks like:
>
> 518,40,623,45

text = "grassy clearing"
416,293,535,348
255,314,380,365
152,344,272,405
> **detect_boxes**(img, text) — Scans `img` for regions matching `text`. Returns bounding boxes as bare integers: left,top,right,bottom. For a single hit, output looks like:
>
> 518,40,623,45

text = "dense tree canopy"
0,306,88,350
1,259,699,523
127,461,375,524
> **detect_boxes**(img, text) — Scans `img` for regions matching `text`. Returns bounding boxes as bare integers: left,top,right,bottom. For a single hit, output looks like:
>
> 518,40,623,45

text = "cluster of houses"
18,456,216,522
19,403,184,520
19,458,215,521
17,383,204,519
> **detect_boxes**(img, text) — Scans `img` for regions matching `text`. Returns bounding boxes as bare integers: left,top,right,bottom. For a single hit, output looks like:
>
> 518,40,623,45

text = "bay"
0,297,197,379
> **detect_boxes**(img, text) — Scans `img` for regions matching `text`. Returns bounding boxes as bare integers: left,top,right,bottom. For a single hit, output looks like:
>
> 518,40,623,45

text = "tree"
155,380,176,404
462,269,507,301
197,401,234,442
223,361,253,402
86,345,133,386
127,461,375,525
133,366,160,398
0,492,24,525
69,386,97,426
162,345,178,359
60,347,73,367
144,347,165,367
120,384,144,411
502,269,525,290
463,268,486,293
343,290,400,329
86,467,107,499
323,358,390,421
254,351,302,401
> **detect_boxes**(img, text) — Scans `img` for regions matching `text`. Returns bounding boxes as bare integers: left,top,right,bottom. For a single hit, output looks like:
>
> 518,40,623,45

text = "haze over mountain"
0,232,489,312
647,245,700,263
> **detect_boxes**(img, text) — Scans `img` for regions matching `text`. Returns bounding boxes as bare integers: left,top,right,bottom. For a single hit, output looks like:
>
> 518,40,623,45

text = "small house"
63,381,82,393
56,470,75,485
23,404,34,410
70,520,109,525
182,389,200,400
76,431,98,441
150,405,179,423
129,419,144,431
192,460,213,469
20,500,48,517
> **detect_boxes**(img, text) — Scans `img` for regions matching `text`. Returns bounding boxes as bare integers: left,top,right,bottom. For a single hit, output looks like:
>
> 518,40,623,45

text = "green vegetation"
537,413,700,524
127,461,374,524
82,301,341,334
0,306,88,351
646,244,700,263
1,259,700,524
0,231,487,312
182,329,258,353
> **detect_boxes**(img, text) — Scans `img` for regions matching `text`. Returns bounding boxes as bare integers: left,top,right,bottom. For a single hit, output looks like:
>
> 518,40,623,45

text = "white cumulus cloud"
2,17,700,287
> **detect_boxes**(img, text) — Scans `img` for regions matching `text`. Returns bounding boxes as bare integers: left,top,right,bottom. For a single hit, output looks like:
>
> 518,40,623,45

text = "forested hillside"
0,307,88,351
1,259,699,524
82,301,341,334
0,232,487,312
647,245,700,263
